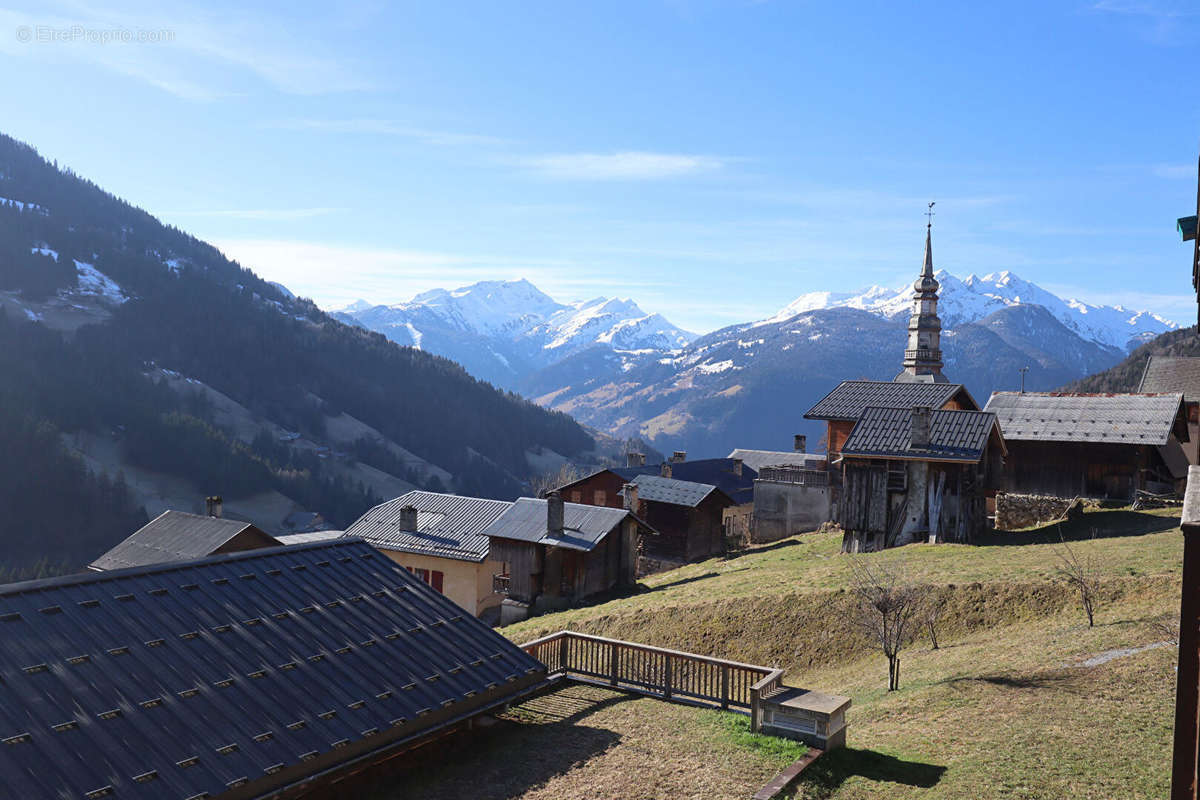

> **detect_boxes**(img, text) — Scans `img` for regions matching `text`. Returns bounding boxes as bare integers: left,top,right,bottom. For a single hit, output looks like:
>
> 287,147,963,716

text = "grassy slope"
491,508,1184,799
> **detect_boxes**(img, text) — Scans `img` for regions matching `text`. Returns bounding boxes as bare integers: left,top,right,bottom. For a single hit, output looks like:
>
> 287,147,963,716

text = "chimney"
910,406,932,449
794,434,806,453
547,491,564,534
670,451,687,463
626,451,646,467
660,463,673,479
398,504,418,531
205,495,223,518
623,482,639,513
732,458,743,477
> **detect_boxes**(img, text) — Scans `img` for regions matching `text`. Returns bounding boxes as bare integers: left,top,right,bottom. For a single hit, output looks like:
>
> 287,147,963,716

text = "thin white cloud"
1151,163,1196,179
515,151,726,180
170,207,346,221
264,119,506,147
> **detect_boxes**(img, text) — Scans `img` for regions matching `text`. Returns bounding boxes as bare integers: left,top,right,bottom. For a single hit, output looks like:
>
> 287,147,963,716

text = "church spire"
895,203,948,383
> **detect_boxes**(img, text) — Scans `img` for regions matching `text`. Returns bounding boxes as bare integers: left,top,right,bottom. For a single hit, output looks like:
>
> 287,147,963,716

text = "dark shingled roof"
985,392,1186,445
613,458,756,504
804,380,976,422
621,474,731,508
841,407,1000,463
481,498,635,552
343,491,512,563
89,511,280,572
0,540,545,800
1139,356,1200,403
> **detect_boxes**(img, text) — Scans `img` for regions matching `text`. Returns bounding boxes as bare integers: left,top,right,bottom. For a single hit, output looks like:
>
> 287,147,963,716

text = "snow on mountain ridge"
769,269,1177,352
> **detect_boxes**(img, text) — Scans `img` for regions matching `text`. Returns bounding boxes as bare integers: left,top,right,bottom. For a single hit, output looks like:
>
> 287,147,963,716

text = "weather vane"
925,201,936,229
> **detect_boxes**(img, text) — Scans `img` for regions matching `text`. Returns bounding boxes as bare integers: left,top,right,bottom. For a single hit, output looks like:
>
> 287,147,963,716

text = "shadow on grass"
734,538,804,558
976,510,1179,547
939,670,1083,694
369,687,631,800
796,747,946,798
649,571,722,592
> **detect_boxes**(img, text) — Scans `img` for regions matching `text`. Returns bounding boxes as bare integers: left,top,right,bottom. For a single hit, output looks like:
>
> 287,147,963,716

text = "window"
593,490,607,505
887,462,906,491
570,490,582,502
405,566,444,594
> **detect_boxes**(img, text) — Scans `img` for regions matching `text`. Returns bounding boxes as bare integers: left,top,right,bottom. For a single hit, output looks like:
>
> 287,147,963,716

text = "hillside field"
454,508,1186,799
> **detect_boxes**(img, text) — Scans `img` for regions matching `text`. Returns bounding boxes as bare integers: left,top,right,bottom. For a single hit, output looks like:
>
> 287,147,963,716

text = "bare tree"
847,557,918,691
1149,614,1180,647
922,592,947,650
529,462,586,499
1055,528,1102,627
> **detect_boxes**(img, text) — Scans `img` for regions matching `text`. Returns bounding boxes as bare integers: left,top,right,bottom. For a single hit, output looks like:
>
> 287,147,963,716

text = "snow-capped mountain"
768,269,1176,352
334,279,696,389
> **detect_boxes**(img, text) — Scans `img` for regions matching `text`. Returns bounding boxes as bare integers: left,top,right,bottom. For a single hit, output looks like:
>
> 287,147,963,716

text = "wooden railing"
521,630,784,730
758,466,829,486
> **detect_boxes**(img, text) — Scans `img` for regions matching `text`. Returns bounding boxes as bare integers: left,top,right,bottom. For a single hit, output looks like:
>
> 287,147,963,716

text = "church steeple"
895,203,948,383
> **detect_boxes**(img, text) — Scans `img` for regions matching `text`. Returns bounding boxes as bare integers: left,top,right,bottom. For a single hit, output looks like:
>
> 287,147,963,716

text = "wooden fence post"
721,664,730,710
663,654,673,700
750,685,761,733
610,642,620,686
558,633,568,675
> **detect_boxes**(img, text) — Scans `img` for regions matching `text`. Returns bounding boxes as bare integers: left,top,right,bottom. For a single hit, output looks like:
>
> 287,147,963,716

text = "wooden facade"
560,469,627,508
1000,440,1180,500
489,517,640,606
636,493,730,562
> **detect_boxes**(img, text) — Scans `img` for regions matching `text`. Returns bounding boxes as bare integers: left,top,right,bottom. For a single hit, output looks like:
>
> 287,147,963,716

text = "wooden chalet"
621,474,735,564
804,380,978,460
985,391,1190,499
1140,356,1200,465
0,540,546,800
88,509,280,571
342,490,512,619
482,493,650,617
556,468,628,509
837,406,1005,552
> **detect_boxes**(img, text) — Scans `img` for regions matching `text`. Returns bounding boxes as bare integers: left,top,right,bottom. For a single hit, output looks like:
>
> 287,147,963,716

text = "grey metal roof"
344,491,513,563
89,511,279,571
481,498,633,552
622,474,726,508
276,530,344,546
985,392,1186,445
840,407,999,463
0,539,545,800
804,380,974,421
1139,356,1200,403
727,449,827,472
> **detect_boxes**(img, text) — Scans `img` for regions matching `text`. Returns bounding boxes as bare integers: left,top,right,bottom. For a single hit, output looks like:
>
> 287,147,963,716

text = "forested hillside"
0,133,594,575
1061,326,1200,393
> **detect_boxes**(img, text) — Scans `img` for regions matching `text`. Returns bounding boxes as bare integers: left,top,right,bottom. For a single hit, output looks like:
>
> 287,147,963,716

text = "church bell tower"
895,203,948,383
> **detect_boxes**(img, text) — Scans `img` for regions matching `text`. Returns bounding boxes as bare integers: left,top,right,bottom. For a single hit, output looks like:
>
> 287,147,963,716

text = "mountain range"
338,271,1179,458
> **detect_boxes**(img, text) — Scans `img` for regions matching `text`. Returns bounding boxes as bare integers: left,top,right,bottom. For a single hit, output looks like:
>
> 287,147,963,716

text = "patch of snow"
165,258,184,273
72,260,128,305
404,322,424,349
697,359,735,374
268,281,296,300
0,196,48,214
31,246,58,261
23,308,41,322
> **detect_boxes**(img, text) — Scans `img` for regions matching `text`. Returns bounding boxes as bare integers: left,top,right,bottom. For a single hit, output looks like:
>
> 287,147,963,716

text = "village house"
342,490,512,620
88,505,280,571
837,405,1005,552
729,438,832,542
1139,355,1200,464
621,474,735,566
985,391,1189,500
484,492,651,623
0,539,546,800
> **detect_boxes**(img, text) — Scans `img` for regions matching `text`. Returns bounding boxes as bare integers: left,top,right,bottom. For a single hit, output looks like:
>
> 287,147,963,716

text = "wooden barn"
804,380,979,460
0,539,546,800
837,406,1005,552
556,468,628,508
1139,356,1200,465
483,493,651,619
985,391,1190,499
620,474,735,564
88,509,280,571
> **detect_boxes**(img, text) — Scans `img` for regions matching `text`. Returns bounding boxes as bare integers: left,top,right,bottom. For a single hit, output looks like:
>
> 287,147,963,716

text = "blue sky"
1,0,1198,333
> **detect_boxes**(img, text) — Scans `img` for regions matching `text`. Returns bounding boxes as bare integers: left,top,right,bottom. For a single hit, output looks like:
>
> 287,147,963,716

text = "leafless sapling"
529,462,586,499
847,557,918,691
922,591,947,650
1055,527,1102,627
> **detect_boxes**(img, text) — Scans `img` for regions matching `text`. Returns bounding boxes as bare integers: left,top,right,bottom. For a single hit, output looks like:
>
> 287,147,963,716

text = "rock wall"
995,492,1084,531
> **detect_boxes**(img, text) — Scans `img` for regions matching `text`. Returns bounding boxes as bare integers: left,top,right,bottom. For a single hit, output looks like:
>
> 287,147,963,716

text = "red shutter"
431,571,444,594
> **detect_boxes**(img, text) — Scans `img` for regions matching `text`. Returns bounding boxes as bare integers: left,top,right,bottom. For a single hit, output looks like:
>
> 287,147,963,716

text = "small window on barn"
887,462,906,491
570,491,582,503
593,490,607,506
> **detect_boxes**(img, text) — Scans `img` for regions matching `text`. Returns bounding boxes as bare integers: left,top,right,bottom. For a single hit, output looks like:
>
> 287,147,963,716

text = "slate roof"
985,392,1186,445
344,491,513,563
1139,356,1200,403
89,511,279,572
620,474,731,508
0,540,545,800
727,449,827,472
613,458,757,504
804,380,975,422
840,407,1000,463
481,498,636,552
